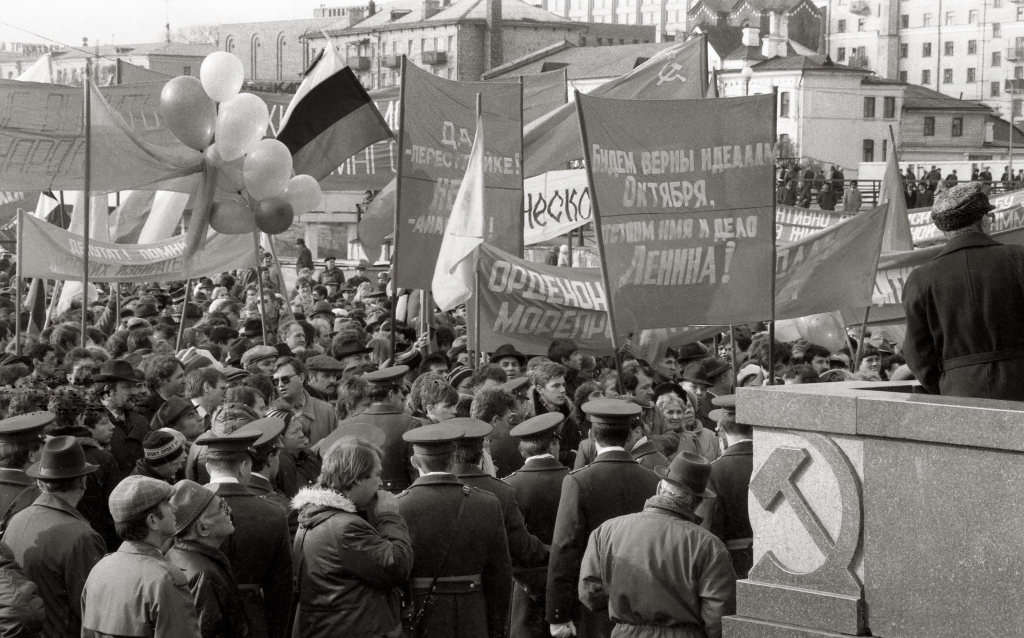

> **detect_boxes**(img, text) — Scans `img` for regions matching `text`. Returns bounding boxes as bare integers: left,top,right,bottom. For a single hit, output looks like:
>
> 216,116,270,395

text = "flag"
432,108,485,311
137,191,189,243
277,45,393,181
880,131,913,252
357,178,397,264
524,35,707,178
17,53,52,83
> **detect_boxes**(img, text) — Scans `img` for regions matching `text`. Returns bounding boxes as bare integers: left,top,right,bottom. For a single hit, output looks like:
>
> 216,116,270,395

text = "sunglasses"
273,375,296,386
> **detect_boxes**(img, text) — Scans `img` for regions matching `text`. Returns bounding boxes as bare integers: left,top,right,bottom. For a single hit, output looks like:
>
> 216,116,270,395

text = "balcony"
422,50,448,65
1007,47,1024,62
381,55,401,68
347,56,371,71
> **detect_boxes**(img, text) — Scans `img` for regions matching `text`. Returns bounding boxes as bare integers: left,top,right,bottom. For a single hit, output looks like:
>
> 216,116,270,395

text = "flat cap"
403,422,466,455
194,430,260,453
232,417,286,448
109,475,174,523
510,413,563,439
306,355,346,372
363,365,408,385
241,345,278,369
582,398,642,424
451,418,493,442
170,480,217,536
221,366,250,382
153,396,197,429
708,394,736,422
0,412,52,443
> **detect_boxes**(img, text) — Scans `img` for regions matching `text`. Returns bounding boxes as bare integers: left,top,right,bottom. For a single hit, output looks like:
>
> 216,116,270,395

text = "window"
863,139,874,162
858,18,866,31
1018,66,1024,79
837,19,846,33
967,68,976,83
900,43,908,58
1016,99,1023,118
994,51,1002,67
924,117,935,136
944,11,953,26
993,81,1002,97
899,70,908,82
900,14,909,28
882,138,888,162
922,69,931,84
944,42,954,56
969,10,978,24
923,13,932,27
183,65,191,76
864,96,876,118
952,117,963,137
1019,6,1024,21
943,69,953,83
994,23,1002,38
923,42,932,57
968,40,977,55
884,96,896,118
837,47,846,61
780,91,790,117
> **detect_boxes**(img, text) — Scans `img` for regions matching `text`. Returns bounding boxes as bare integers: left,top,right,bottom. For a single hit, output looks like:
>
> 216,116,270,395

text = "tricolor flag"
432,104,486,311
277,44,393,181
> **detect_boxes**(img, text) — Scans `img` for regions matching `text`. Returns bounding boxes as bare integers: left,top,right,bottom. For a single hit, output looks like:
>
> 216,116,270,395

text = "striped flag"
276,44,393,181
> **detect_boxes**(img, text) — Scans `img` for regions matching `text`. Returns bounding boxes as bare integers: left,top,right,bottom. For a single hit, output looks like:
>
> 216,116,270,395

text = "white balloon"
200,52,244,103
281,175,323,215
243,139,294,201
215,93,269,162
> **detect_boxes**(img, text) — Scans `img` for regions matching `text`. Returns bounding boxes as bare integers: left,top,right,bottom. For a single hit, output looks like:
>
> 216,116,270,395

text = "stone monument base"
724,617,857,638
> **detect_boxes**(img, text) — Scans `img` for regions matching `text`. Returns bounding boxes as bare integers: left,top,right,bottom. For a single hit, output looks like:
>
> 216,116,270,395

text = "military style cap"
403,422,466,455
108,475,174,523
363,365,409,385
510,413,564,439
0,412,52,443
318,421,387,452
240,345,278,369
501,376,531,395
307,355,346,372
582,398,642,424
232,417,286,448
195,430,261,453
708,394,737,422
451,418,493,442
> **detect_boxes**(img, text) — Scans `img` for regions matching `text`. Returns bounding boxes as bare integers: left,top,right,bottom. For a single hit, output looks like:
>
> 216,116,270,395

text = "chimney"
368,0,377,15
485,0,504,71
423,0,442,19
762,10,789,58
741,27,759,48
348,6,366,26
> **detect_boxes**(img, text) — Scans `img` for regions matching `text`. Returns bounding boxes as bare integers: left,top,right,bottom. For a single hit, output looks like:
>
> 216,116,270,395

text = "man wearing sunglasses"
270,358,337,448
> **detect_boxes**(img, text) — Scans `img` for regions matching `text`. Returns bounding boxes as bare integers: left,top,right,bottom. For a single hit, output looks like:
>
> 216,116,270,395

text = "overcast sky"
0,0,334,48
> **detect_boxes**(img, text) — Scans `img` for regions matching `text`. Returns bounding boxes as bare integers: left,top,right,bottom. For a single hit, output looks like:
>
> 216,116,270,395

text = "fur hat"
931,182,995,232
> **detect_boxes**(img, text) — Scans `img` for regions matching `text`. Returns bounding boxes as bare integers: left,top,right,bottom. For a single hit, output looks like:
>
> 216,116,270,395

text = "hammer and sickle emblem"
748,432,862,596
656,62,687,86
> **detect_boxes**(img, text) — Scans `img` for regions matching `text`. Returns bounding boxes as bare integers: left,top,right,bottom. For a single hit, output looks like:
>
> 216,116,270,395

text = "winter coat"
0,541,43,638
292,486,413,638
579,495,736,638
167,540,251,638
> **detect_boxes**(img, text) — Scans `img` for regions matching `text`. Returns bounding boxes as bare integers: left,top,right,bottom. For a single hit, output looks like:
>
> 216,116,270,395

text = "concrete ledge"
724,616,862,638
737,385,860,435
736,581,865,636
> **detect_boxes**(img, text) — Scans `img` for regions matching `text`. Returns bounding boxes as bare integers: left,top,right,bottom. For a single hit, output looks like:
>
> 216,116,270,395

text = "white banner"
523,169,592,245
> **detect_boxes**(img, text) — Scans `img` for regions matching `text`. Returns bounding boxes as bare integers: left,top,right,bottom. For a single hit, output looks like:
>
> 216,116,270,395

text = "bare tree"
173,24,221,46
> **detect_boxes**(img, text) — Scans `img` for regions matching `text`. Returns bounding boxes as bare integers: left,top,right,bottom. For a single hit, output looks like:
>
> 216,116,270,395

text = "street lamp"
741,66,753,96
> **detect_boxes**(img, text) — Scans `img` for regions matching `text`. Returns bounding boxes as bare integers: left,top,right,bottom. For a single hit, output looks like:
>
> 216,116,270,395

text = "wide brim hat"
93,360,145,384
489,344,527,366
26,435,99,480
654,452,713,498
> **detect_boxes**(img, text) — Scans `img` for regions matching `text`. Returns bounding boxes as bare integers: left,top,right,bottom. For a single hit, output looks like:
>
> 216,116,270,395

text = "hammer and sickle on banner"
748,432,862,596
656,62,687,86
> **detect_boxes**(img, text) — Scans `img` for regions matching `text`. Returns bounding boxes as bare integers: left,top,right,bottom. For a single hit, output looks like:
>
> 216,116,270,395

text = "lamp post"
741,65,753,96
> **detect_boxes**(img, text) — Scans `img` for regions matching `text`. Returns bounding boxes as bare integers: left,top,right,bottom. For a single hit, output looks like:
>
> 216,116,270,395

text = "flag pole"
43,280,61,332
767,88,779,385
81,67,92,348
473,267,481,366
266,235,296,324
253,231,270,345
14,211,22,356
855,306,871,371
175,278,190,353
574,89,625,393
390,55,410,359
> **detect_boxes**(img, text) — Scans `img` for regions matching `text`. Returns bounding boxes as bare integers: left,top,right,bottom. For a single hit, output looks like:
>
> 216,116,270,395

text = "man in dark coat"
705,396,754,578
504,414,571,638
0,542,43,636
167,480,250,638
579,453,736,638
398,423,513,638
903,182,1024,401
200,430,293,638
4,436,106,638
546,400,660,638
295,238,314,274
94,360,151,474
355,366,420,492
0,413,46,535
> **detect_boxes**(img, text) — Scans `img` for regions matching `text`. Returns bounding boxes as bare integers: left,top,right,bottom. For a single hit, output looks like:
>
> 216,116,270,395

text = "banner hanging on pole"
577,93,776,332
524,169,591,246
393,62,523,290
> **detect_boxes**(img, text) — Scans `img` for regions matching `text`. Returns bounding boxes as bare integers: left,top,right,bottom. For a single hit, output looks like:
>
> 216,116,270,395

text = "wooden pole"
81,70,91,348
43,280,61,332
473,269,481,366
730,325,740,384
14,211,23,356
253,231,270,344
390,56,409,364
266,235,296,324
766,88,779,385
855,306,871,371
175,278,190,353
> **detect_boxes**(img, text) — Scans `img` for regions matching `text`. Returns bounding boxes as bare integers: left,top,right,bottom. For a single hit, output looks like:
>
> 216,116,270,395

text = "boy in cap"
705,395,754,578
903,181,1024,400
398,423,513,638
4,436,106,638
81,475,201,638
166,480,250,638
578,452,736,638
131,430,186,484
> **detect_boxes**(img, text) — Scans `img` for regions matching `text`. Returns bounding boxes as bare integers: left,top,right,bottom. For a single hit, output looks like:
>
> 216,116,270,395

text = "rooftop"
316,0,574,35
486,41,678,80
862,76,991,112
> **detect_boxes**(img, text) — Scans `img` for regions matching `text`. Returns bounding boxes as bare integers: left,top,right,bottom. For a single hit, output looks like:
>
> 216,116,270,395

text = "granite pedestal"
724,381,1024,638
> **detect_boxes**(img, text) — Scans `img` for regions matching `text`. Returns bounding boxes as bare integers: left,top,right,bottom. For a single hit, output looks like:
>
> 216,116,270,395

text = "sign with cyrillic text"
523,169,591,246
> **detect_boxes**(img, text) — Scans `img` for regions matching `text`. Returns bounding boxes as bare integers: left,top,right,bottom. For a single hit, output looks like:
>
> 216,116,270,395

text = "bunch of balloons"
158,51,322,236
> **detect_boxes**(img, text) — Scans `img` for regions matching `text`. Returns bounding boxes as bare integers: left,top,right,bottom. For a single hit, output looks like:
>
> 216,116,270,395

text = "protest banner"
17,210,255,282
775,205,853,244
494,69,568,125
775,205,887,320
524,169,591,246
393,61,523,290
577,92,776,332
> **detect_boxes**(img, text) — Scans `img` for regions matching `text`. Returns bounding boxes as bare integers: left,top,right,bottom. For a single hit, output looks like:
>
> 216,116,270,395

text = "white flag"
432,107,485,310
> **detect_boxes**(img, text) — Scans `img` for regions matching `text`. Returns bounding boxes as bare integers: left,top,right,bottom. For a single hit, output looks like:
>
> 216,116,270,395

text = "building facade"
0,42,213,84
